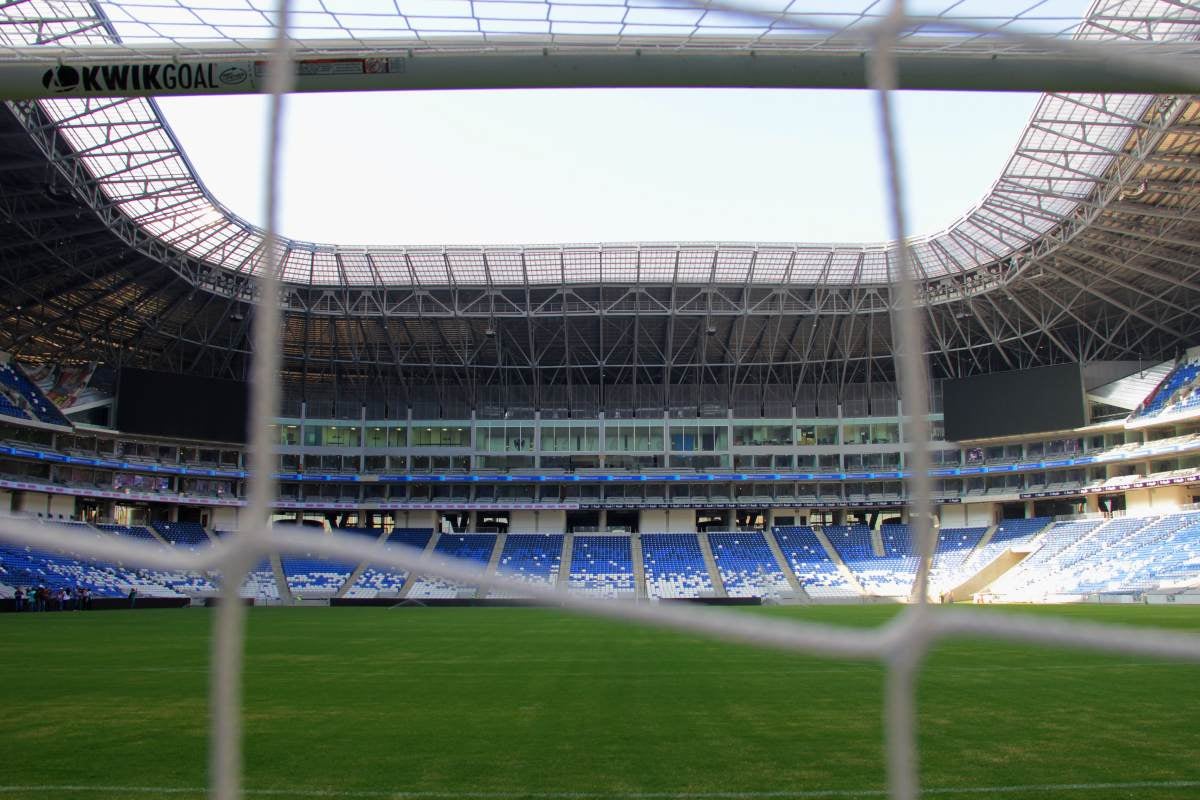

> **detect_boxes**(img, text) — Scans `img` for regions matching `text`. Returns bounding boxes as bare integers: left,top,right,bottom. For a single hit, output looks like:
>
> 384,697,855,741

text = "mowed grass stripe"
3,779,1200,798
2,606,1198,799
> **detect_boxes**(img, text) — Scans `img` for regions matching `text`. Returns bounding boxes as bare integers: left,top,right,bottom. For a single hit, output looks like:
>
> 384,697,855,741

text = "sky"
157,87,1041,247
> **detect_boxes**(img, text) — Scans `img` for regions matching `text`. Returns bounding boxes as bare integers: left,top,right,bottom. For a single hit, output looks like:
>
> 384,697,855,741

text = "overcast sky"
158,87,1040,247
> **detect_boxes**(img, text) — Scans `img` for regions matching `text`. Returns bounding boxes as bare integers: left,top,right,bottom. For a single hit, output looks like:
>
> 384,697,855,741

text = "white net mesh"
1,2,1200,800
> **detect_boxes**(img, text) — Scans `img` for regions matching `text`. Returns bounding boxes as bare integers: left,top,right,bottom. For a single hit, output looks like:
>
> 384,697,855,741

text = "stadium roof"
0,1,1197,288
0,0,1199,402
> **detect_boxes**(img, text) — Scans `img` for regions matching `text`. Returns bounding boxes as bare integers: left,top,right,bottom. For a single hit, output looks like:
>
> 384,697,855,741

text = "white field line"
1,781,1199,798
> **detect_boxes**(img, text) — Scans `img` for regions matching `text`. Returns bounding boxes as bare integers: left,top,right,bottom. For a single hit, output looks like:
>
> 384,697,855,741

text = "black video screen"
942,363,1085,442
116,367,249,444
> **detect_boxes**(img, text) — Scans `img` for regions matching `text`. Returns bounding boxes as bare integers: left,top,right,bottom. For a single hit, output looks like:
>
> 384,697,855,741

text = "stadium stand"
494,533,563,585
822,524,915,596
568,536,636,598
153,521,212,549
281,554,358,597
0,361,69,426
240,559,280,601
1129,356,1200,421
927,526,989,594
986,519,1106,598
97,523,161,544
984,512,1200,599
343,528,434,598
707,532,791,598
407,533,497,599
830,524,919,597
771,527,858,598
641,533,714,599
966,517,1051,572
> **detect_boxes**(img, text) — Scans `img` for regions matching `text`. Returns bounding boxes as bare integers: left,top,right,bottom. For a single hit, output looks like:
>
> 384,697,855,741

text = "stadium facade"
2,0,1200,604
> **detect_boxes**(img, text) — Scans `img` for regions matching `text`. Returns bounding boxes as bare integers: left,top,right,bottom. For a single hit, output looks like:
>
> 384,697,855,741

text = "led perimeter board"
942,363,1086,442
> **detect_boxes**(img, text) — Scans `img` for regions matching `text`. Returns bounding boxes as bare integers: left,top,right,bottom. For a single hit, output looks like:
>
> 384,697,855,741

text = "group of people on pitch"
12,585,97,612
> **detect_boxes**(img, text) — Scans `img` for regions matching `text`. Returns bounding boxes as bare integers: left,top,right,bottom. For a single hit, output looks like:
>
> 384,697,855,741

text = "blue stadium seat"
568,536,635,598
407,533,497,599
707,532,789,598
641,533,713,599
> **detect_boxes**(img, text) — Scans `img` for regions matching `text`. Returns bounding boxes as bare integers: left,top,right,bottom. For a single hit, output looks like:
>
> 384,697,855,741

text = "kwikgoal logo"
41,62,248,94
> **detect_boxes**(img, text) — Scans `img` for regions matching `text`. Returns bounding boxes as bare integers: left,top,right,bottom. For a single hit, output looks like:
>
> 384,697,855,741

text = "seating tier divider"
630,533,647,599
557,532,574,585
762,529,807,599
695,532,727,598
397,530,440,599
812,527,867,595
485,532,508,578
335,527,389,599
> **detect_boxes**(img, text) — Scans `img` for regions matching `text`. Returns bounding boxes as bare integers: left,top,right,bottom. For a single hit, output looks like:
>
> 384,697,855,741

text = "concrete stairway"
270,554,293,604
695,531,728,598
964,524,999,563
813,527,867,596
485,532,507,575
762,529,809,601
631,534,648,599
870,527,885,557
397,531,440,599
557,532,574,586
334,528,389,599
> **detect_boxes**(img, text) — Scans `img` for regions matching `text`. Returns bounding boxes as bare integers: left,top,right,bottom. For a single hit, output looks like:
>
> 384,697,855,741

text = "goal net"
0,2,1199,800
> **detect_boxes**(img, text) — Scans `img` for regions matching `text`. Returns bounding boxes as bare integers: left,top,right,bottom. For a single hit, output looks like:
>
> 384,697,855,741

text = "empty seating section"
9,510,1200,603
985,512,1200,598
830,524,918,597
345,528,433,598
964,517,1050,572
928,526,988,593
987,519,1105,598
153,521,211,548
824,525,876,562
240,559,280,601
97,523,160,544
771,527,857,598
707,532,790,597
568,536,635,598
495,534,563,585
407,533,497,599
821,524,902,596
281,554,358,597
641,533,713,598
0,362,69,425
1130,357,1200,421
0,391,27,420
486,534,564,598
337,527,384,539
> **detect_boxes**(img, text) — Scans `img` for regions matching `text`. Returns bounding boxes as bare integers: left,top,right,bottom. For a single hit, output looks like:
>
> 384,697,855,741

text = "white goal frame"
0,2,1199,800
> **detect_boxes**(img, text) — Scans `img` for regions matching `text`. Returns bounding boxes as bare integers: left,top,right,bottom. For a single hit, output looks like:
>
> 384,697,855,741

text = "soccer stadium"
3,1,1200,799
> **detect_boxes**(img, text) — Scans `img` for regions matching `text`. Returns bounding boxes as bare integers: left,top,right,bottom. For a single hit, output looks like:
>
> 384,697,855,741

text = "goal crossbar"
5,37,1200,99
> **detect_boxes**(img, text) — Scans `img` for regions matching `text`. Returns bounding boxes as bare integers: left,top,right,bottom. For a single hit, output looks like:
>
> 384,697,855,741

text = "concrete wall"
536,509,566,533
13,491,53,517
666,508,697,533
639,509,668,532
507,509,566,533
392,509,438,530
48,494,74,519
962,503,994,527
209,506,240,531
939,504,967,528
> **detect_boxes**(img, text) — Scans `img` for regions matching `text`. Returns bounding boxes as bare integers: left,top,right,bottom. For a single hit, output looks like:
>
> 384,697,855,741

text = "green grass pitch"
2,604,1199,799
